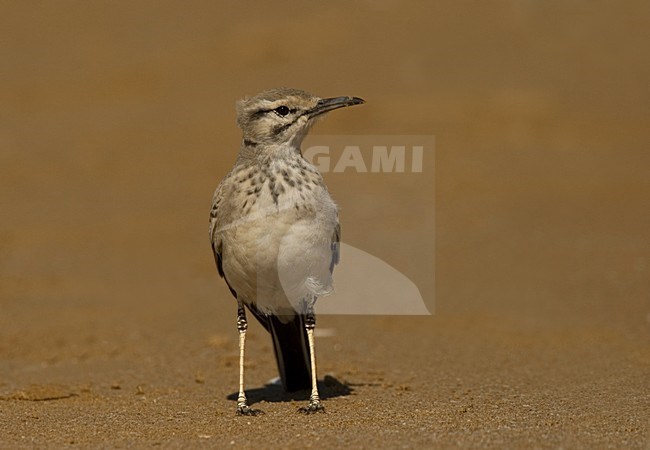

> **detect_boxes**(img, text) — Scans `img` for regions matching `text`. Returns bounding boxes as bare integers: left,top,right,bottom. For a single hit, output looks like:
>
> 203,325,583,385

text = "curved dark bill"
309,96,365,117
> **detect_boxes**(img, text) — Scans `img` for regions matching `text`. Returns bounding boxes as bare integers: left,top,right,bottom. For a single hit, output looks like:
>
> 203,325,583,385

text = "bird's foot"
298,400,325,414
236,404,264,416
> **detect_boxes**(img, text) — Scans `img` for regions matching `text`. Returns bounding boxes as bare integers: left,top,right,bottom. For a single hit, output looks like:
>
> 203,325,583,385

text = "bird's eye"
274,106,290,117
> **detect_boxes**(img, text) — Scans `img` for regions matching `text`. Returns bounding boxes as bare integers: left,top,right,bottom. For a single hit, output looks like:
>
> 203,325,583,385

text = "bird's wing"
210,179,243,302
330,221,340,273
209,181,226,278
209,174,272,332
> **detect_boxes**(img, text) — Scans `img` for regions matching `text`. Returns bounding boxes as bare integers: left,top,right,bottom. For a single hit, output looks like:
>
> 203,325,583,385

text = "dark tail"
268,314,311,392
245,305,312,392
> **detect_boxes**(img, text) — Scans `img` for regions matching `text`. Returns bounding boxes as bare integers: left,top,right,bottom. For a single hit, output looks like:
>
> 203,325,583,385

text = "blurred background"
1,1,648,446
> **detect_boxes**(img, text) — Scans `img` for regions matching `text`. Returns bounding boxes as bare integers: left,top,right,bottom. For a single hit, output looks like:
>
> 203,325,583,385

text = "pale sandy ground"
1,1,649,448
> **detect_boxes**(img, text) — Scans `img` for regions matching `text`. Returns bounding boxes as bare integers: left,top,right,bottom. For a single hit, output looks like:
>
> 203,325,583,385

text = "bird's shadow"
227,375,353,406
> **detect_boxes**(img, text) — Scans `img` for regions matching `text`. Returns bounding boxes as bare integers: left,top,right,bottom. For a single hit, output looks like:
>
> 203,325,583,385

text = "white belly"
220,184,337,316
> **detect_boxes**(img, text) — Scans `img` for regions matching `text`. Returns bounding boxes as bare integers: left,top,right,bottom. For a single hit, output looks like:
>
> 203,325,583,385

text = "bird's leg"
299,300,325,414
235,302,262,416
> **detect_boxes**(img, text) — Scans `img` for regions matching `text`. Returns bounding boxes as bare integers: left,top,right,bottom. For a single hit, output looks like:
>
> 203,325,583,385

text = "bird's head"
236,88,364,148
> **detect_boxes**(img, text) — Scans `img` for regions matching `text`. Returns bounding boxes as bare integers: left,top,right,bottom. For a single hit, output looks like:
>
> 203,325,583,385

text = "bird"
209,88,364,415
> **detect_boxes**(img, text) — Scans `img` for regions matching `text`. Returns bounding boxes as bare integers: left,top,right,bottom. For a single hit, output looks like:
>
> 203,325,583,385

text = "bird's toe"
236,405,264,416
298,401,325,414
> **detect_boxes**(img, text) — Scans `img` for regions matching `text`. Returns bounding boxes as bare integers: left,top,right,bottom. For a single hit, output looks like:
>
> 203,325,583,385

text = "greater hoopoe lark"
209,88,364,415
